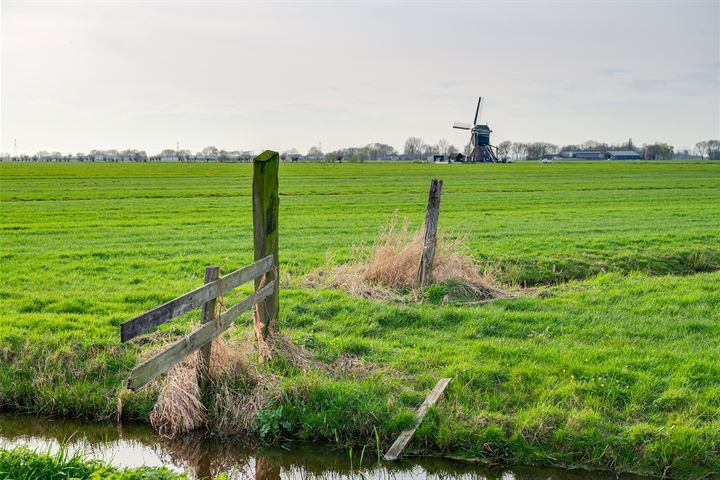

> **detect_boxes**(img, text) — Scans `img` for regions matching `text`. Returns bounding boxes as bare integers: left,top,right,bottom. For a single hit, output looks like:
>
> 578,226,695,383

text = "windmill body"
453,97,499,163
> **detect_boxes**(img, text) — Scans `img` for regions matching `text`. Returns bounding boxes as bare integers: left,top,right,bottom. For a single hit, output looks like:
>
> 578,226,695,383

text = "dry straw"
143,329,371,438
149,352,207,438
305,214,513,301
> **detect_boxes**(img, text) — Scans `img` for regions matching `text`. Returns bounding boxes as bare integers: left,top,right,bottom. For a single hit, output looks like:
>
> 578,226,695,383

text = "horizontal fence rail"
121,255,273,342
126,281,275,390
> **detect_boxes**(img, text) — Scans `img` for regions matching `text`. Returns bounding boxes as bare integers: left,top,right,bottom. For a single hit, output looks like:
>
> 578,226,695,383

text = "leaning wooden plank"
219,254,273,294
126,281,275,390
384,378,452,461
120,255,273,342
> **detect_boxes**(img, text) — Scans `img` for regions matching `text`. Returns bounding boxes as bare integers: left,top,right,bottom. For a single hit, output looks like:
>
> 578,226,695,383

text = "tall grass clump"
144,334,283,439
305,215,513,301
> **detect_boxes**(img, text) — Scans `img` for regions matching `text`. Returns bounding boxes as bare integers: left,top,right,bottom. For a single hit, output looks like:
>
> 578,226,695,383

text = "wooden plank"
120,256,273,342
252,150,280,360
198,265,220,392
220,255,273,294
417,179,442,288
126,281,275,390
384,378,452,461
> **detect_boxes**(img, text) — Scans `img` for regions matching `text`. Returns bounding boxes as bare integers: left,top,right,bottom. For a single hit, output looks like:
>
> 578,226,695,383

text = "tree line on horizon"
3,139,719,162
310,138,718,162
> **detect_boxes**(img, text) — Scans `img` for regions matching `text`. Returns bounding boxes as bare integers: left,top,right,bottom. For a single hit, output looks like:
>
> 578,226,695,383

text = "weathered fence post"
252,150,280,360
417,178,443,288
198,265,219,391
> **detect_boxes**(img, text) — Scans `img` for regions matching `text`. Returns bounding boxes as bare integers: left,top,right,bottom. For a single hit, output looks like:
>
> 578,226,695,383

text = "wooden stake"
252,150,280,360
198,265,219,392
384,378,452,460
417,179,442,288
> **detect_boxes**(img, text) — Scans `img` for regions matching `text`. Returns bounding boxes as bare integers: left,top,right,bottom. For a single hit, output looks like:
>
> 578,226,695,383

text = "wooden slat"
126,281,275,391
384,378,452,461
220,255,273,294
120,256,273,342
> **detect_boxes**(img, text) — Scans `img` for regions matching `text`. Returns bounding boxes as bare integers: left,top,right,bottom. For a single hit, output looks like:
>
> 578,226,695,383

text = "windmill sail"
473,97,483,125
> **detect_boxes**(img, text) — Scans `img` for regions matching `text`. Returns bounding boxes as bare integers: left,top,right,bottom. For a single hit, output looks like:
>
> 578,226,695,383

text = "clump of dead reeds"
149,353,207,438
141,325,375,439
147,335,268,439
304,214,514,301
206,333,279,437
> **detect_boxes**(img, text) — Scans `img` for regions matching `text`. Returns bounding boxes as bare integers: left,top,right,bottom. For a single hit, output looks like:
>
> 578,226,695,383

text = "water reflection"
0,414,646,480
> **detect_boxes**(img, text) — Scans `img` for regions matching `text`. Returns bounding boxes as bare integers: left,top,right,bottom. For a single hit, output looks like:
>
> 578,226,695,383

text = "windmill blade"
473,97,483,125
453,121,472,130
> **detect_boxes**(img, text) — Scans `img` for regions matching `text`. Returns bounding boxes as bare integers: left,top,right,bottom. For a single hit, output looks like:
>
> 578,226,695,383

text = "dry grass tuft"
142,332,376,438
208,335,256,381
269,333,328,372
210,379,277,436
149,353,207,438
205,333,280,437
145,335,259,438
304,215,514,301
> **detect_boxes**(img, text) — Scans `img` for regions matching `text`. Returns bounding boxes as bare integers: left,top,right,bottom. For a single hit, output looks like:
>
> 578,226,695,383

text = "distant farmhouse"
559,151,604,160
425,153,473,163
606,150,642,160
558,150,641,160
382,153,411,161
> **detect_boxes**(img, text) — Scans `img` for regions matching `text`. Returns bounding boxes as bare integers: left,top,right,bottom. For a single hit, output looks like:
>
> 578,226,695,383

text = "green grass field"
1,161,719,478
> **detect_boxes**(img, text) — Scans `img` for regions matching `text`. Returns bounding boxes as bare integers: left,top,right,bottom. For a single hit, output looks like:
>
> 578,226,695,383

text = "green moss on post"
252,150,280,360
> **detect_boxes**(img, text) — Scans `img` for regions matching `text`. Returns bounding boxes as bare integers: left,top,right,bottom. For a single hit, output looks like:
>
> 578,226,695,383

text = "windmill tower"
453,97,498,163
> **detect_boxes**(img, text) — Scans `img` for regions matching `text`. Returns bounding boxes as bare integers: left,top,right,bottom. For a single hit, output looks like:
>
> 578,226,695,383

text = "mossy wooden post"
252,150,279,361
417,178,442,288
198,265,219,392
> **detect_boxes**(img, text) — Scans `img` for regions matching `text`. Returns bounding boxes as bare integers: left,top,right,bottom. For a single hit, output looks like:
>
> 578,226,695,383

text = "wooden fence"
120,150,280,391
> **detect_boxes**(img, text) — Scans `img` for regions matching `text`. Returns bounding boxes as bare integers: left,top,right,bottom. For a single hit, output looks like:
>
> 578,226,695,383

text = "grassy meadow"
0,161,719,478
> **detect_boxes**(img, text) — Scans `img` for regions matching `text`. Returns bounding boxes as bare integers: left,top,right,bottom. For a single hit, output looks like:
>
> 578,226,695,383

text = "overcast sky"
1,0,718,155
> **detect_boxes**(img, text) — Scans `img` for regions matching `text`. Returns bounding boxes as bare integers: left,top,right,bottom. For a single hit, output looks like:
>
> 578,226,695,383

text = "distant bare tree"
497,141,512,160
695,141,709,159
641,143,674,160
437,138,449,156
582,140,602,150
511,142,526,160
404,137,424,158
705,140,720,160
307,146,322,159
201,146,218,156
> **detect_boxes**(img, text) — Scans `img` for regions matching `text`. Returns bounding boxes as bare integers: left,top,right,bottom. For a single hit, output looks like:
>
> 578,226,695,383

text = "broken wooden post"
252,150,280,361
198,265,219,392
384,377,452,460
417,179,443,288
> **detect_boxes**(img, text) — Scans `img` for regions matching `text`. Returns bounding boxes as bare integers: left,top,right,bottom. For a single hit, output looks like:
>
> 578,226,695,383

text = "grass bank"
1,162,719,478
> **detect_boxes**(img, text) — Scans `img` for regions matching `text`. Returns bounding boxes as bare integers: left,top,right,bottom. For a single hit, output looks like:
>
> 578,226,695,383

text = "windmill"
453,97,498,163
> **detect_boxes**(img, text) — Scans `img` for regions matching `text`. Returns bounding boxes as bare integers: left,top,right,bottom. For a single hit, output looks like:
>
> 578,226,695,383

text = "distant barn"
449,152,466,163
559,151,604,160
606,150,641,160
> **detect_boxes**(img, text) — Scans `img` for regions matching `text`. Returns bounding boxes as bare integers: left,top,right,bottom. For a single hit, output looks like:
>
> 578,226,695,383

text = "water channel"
0,414,651,479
